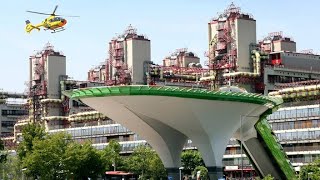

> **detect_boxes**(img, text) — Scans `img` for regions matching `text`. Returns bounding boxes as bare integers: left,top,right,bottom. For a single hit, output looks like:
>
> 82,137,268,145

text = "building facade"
2,3,320,180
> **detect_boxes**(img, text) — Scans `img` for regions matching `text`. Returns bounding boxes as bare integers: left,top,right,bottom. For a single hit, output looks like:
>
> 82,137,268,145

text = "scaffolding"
28,42,65,123
105,26,136,86
204,3,257,89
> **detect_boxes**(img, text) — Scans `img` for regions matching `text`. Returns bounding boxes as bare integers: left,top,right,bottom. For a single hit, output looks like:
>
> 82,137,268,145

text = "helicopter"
25,5,79,33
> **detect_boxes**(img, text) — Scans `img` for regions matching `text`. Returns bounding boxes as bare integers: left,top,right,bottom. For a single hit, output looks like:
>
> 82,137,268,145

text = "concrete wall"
236,18,256,72
182,56,200,67
29,57,33,85
208,22,218,49
281,52,320,71
126,39,151,84
46,55,66,99
273,41,296,52
163,58,174,67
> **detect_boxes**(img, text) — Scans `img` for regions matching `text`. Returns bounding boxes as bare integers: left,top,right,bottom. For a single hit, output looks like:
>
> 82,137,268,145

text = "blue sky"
1,0,319,92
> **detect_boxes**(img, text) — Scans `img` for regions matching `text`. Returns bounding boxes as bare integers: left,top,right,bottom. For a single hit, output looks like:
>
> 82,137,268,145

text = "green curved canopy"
69,85,283,107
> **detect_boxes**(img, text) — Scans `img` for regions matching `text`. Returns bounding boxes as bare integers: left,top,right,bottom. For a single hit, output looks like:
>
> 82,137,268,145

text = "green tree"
255,174,275,180
0,138,6,163
22,132,70,179
126,145,166,180
0,155,23,180
181,150,205,175
299,158,320,180
262,174,275,180
192,166,209,180
149,150,167,179
102,139,123,171
126,145,152,179
17,123,46,160
64,141,105,180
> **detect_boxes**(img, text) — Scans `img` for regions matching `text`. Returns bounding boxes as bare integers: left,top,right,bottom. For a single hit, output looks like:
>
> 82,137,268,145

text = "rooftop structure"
259,31,296,53
162,48,200,68
87,63,106,82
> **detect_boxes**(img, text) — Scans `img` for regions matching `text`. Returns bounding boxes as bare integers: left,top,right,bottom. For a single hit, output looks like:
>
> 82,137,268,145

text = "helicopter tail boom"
25,20,41,33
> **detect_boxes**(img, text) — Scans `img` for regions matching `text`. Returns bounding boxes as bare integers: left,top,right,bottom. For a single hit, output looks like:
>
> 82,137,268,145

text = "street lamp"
179,167,184,180
308,172,313,180
21,168,27,180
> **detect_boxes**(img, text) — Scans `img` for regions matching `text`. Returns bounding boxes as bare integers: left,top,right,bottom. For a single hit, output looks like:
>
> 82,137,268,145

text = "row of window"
1,109,28,116
267,107,320,120
73,135,134,144
67,126,132,137
223,157,251,166
49,124,134,136
222,155,320,167
1,121,15,127
283,145,320,152
94,141,148,151
288,154,320,163
271,119,320,131
225,143,320,154
275,130,320,141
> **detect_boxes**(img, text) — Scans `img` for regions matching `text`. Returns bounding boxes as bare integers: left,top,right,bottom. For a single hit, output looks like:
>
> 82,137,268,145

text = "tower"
106,25,151,85
206,3,256,89
28,42,66,129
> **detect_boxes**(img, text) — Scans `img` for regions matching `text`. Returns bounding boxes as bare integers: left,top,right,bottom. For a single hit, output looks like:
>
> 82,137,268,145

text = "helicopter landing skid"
51,27,65,33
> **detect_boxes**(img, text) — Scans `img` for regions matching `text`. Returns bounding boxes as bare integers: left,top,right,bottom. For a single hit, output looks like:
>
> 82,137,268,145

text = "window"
1,121,15,127
1,109,28,116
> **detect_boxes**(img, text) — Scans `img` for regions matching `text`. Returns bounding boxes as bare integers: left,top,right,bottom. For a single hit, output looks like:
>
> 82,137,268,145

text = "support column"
166,168,180,180
207,166,224,180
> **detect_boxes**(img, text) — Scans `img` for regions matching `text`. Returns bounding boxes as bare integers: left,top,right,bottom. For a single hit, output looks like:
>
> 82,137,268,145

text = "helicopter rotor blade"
26,10,52,16
55,14,80,17
52,5,58,15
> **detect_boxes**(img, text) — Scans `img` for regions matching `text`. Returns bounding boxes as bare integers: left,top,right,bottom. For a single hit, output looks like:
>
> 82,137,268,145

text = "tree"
17,123,46,160
0,155,23,180
255,174,274,180
64,141,105,180
101,139,124,171
0,138,6,164
299,158,320,180
192,166,209,180
126,145,152,179
148,150,167,180
126,145,166,180
181,150,205,175
263,174,274,180
22,132,70,179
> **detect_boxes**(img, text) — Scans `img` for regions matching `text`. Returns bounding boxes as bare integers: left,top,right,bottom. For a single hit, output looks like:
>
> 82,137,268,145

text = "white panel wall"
46,55,66,99
236,18,256,72
126,39,151,84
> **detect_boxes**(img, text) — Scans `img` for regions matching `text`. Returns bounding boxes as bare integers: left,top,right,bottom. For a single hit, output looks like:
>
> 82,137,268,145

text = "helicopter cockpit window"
50,17,61,22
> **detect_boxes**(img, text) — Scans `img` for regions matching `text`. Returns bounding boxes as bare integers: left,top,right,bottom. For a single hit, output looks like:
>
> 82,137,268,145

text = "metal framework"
28,42,65,122
105,26,136,86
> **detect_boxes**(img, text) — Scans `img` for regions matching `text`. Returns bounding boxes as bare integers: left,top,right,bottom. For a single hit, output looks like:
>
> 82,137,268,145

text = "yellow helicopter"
25,5,79,33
